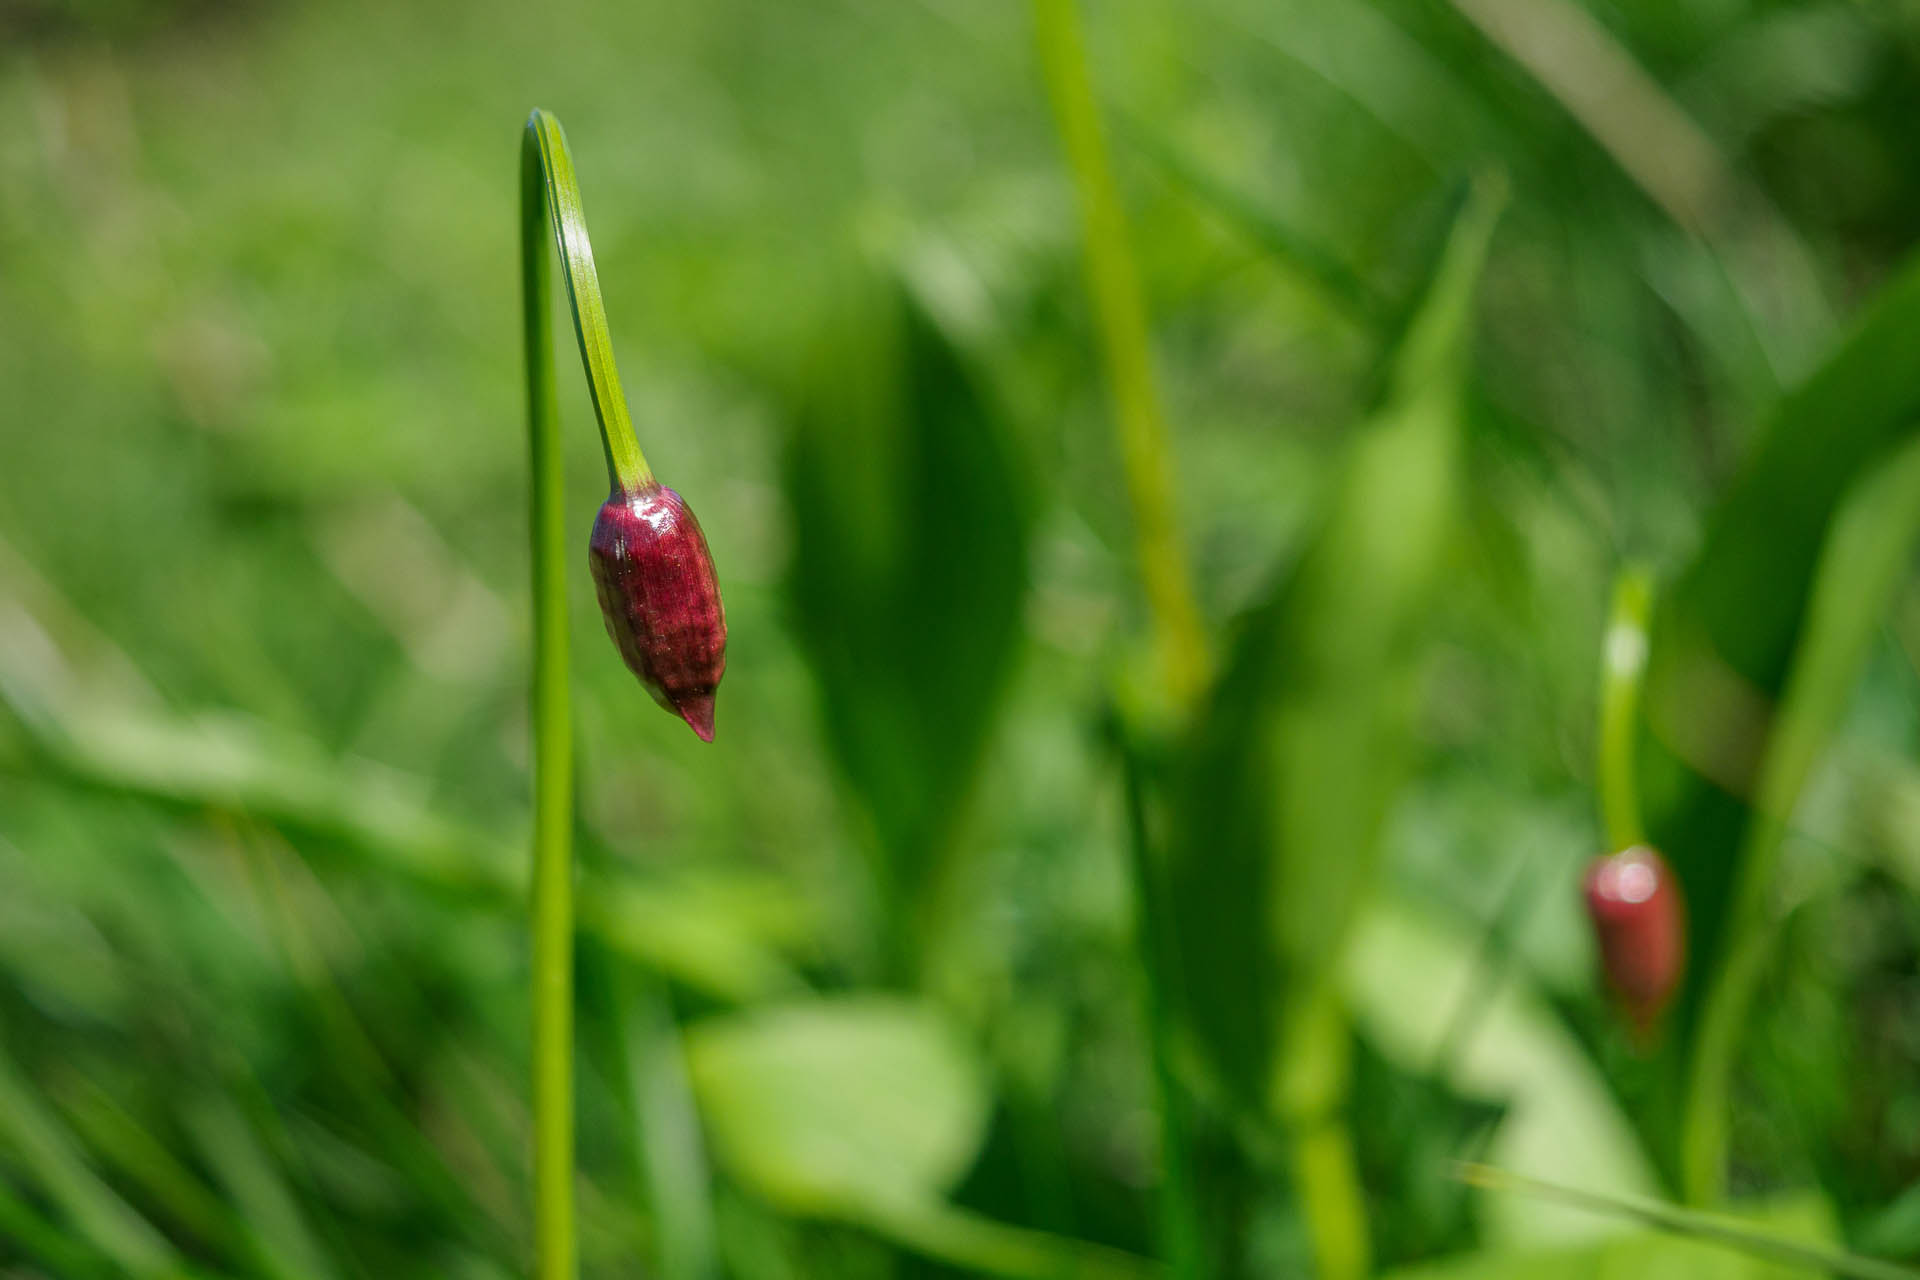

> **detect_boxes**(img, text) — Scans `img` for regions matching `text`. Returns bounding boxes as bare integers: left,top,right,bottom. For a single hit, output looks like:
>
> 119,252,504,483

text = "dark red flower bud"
1582,845,1684,1036
588,484,727,741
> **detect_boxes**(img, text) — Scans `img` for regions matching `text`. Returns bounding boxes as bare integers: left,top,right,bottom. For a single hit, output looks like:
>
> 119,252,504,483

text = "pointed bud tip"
676,693,716,743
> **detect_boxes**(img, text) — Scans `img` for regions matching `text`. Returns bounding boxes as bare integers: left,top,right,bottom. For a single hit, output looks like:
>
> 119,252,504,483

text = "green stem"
1597,565,1653,851
1033,0,1209,706
1274,990,1371,1280
1113,719,1205,1280
520,106,648,1280
524,111,654,497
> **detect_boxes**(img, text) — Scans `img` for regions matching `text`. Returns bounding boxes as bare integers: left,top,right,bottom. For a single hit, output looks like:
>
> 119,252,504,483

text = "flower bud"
1582,844,1684,1035
588,484,726,741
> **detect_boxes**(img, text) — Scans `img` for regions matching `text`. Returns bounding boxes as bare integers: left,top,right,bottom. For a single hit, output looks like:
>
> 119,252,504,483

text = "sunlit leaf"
686,996,986,1217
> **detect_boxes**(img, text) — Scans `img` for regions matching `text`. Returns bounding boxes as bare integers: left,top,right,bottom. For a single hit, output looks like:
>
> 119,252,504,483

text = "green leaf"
686,996,988,1220
785,278,1031,967
1678,429,1920,1198
1440,1169,1914,1280
686,995,1154,1279
1163,173,1505,1114
1635,246,1920,1197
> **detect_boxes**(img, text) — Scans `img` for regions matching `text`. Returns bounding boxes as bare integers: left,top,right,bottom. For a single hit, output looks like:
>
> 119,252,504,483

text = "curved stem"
519,107,646,1280
1597,565,1652,852
525,110,654,496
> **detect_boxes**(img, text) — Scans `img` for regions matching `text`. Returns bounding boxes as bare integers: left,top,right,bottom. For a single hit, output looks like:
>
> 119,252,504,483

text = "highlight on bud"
588,483,727,741
1582,844,1685,1035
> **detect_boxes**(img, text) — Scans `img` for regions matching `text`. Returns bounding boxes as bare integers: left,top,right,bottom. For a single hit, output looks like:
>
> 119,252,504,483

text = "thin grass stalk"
520,107,658,1280
1033,0,1208,706
1460,1163,1920,1280
521,117,577,1280
1598,565,1653,852
1032,4,1225,1268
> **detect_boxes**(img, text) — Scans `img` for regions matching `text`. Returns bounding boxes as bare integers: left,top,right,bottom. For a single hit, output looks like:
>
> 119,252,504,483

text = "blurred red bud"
1582,844,1684,1036
589,484,727,741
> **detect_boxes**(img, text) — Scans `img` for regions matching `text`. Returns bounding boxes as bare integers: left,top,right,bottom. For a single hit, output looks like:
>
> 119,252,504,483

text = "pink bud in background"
1582,844,1685,1036
588,484,727,741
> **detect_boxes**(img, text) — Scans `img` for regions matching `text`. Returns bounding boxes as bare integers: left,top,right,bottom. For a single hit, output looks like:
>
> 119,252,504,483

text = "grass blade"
1164,171,1505,1278
0,1052,180,1278
184,1094,341,1280
1678,430,1920,1202
1458,1164,1920,1280
1636,245,1920,1200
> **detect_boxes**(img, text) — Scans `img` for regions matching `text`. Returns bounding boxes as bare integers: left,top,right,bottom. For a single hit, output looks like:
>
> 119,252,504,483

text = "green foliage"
1638,249,1920,1198
688,996,988,1220
785,281,1032,972
4,0,1920,1276
1164,174,1502,1114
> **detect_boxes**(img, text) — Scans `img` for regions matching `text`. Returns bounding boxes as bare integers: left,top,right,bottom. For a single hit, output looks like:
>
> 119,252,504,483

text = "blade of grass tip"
0,1051,180,1278
1680,430,1920,1205
1033,0,1209,707
1598,565,1654,852
1456,1163,1920,1280
1110,708,1205,1280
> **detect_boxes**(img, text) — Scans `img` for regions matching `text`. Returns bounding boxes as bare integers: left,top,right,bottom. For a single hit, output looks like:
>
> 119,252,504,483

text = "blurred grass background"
5,0,1920,1276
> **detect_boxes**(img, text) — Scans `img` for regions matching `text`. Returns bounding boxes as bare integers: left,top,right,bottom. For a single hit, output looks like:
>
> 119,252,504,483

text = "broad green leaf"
686,996,988,1220
1634,247,1920,1194
686,994,1154,1279
1676,429,1920,1199
1163,174,1504,1114
785,278,1031,967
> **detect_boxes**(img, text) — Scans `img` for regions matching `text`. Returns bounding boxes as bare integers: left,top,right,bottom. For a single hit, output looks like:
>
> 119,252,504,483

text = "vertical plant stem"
521,106,655,1280
1034,0,1208,705
1114,720,1205,1280
1276,990,1372,1280
1598,565,1653,852
522,117,577,1280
